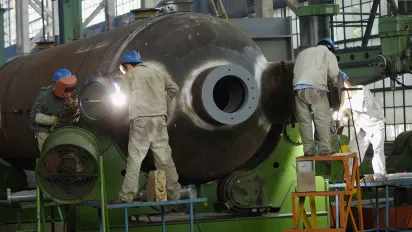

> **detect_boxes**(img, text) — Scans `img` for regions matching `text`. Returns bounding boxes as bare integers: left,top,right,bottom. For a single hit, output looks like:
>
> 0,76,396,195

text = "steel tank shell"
0,12,275,183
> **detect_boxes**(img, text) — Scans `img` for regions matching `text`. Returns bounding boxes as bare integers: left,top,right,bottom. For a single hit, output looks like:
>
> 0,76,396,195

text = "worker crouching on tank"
30,69,81,174
112,50,181,204
30,68,78,151
336,77,386,183
293,38,347,156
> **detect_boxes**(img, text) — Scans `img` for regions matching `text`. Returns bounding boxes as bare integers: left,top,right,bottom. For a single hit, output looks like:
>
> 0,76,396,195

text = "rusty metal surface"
260,61,296,125
328,73,344,112
0,12,287,183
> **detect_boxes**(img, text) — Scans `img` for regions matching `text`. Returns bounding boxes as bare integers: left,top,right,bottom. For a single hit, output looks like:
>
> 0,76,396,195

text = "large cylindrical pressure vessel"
0,12,283,184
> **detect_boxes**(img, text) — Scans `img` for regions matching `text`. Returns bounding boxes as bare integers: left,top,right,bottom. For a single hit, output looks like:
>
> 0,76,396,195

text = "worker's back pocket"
131,118,148,135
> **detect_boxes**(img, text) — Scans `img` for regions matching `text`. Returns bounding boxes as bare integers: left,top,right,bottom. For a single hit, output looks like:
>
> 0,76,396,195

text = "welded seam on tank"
72,38,108,80
1,55,36,133
60,40,94,74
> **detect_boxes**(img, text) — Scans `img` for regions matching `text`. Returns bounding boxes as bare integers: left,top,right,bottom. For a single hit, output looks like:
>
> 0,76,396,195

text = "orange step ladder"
285,153,364,232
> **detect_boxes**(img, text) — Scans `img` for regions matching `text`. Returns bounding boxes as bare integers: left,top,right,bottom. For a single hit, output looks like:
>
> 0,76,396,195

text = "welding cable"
346,88,390,231
48,205,64,226
193,206,203,232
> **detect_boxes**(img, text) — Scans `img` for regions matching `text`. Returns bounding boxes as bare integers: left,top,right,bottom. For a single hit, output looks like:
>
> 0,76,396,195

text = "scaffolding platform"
330,180,412,232
80,198,208,232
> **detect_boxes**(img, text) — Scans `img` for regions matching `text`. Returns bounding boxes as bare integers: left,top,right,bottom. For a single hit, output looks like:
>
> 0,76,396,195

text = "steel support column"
29,0,53,19
254,0,274,18
58,0,82,44
284,0,299,14
105,0,115,31
388,0,399,15
361,0,379,46
16,0,30,56
52,0,59,45
380,0,388,15
0,8,5,66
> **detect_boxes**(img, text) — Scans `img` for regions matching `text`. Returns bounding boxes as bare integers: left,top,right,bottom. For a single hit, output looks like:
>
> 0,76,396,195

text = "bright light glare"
333,111,340,120
111,91,126,106
110,81,126,106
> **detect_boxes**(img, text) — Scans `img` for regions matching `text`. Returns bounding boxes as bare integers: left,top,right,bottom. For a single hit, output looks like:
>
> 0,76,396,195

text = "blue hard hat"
121,50,143,64
341,72,350,80
317,38,335,53
53,68,72,82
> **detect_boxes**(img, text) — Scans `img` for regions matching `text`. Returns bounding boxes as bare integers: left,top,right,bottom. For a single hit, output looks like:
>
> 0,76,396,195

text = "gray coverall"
340,86,386,181
118,64,181,203
293,45,340,155
30,85,73,152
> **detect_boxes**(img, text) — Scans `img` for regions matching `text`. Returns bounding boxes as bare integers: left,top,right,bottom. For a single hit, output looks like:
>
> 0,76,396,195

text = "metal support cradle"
80,198,208,232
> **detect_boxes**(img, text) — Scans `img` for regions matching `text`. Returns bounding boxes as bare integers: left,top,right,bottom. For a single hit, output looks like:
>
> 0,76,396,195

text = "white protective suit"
340,85,386,180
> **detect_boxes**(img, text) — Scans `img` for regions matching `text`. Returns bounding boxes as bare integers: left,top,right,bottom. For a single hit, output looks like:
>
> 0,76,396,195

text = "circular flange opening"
213,76,246,113
79,78,122,122
194,64,259,125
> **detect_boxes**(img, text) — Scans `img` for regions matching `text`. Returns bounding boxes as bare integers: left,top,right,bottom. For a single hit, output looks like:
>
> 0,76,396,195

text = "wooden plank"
147,170,167,202
297,160,316,192
297,172,316,192
296,153,356,161
292,191,345,197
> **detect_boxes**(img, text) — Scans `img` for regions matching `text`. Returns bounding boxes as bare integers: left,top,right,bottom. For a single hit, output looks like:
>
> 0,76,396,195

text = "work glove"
50,115,58,132
65,97,78,110
341,72,349,80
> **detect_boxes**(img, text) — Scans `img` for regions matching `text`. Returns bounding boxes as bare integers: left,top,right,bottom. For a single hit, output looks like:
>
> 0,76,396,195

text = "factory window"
1,0,16,53
368,75,412,142
82,0,106,27
331,0,380,48
116,0,140,16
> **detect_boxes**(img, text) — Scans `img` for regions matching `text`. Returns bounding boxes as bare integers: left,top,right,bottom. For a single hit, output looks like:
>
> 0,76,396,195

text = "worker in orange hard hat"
29,68,78,152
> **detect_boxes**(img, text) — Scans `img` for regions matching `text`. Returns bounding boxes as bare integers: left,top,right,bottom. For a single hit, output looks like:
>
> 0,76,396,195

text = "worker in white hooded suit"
338,78,386,182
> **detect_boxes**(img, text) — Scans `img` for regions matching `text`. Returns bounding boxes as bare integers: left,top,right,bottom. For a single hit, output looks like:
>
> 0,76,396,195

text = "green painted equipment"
379,16,412,77
58,0,82,44
35,127,101,204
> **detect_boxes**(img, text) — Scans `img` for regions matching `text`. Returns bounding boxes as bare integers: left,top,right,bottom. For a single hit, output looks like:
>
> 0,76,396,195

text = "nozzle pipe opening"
191,64,259,125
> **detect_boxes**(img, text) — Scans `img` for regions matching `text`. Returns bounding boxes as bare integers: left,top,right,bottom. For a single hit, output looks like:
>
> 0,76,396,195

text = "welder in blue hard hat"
113,50,181,204
30,68,78,152
293,38,346,156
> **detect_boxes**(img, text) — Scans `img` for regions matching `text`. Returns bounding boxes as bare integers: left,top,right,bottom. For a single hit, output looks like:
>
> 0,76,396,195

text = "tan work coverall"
293,45,340,155
119,64,181,203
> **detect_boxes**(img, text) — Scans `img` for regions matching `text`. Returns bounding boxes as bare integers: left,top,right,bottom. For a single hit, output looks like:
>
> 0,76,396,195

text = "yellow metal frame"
285,153,364,232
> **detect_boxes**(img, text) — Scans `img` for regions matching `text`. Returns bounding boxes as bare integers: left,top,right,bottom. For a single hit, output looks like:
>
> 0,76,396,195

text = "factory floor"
330,198,412,230
0,223,64,232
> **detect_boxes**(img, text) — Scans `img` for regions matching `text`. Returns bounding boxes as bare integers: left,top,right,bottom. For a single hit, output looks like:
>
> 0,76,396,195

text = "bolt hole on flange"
192,64,259,125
